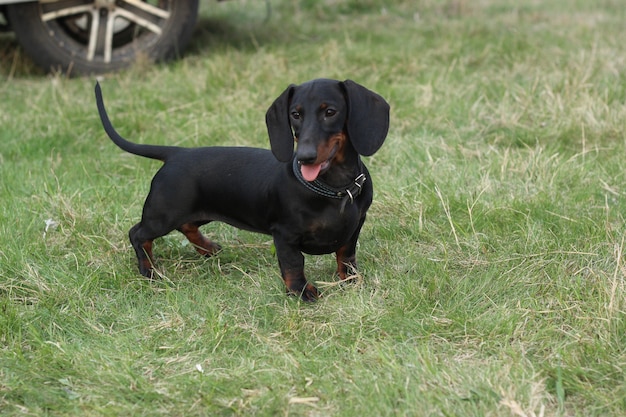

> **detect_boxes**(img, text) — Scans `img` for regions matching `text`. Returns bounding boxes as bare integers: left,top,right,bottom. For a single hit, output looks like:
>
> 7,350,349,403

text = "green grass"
2,0,626,415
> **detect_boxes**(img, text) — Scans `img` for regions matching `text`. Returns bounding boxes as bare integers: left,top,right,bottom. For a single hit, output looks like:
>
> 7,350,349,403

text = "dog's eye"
325,109,337,117
291,111,301,120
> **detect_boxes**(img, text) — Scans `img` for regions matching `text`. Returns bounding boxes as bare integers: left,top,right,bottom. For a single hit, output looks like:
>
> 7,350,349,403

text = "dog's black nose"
297,155,317,165
296,144,318,164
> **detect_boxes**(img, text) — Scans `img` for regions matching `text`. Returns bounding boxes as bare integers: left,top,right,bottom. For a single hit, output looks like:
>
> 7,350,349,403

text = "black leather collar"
292,158,366,211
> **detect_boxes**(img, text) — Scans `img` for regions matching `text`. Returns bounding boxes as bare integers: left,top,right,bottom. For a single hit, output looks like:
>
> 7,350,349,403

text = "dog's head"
266,79,390,181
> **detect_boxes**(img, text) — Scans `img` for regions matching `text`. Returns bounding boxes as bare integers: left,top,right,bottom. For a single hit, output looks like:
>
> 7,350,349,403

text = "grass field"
1,0,626,415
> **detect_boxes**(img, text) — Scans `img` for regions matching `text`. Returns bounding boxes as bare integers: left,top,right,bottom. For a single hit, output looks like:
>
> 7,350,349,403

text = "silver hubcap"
40,0,171,63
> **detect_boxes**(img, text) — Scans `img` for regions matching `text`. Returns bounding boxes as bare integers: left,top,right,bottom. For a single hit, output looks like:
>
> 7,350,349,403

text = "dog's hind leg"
129,223,157,277
178,222,222,257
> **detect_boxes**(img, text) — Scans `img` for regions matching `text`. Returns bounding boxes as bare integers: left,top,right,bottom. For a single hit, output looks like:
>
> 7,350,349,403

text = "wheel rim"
39,0,171,63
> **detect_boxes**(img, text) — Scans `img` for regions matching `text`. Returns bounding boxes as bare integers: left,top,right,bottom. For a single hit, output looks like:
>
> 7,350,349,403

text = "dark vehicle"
0,0,207,74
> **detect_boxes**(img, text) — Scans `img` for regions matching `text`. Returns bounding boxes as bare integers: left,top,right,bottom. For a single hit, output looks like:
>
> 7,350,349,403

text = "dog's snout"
296,143,318,164
297,154,317,165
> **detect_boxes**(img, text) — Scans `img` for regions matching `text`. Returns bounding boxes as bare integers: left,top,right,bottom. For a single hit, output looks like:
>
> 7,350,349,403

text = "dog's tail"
95,82,178,162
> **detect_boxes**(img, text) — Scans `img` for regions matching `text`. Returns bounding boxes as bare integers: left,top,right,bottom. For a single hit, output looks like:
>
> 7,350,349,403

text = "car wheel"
6,0,199,75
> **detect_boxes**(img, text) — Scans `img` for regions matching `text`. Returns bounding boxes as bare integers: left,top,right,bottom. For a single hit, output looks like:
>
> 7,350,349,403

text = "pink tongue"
301,163,322,181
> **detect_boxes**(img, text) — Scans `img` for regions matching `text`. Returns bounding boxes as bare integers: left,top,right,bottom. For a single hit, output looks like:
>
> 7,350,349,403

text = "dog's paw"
337,260,360,282
287,283,320,302
139,261,154,278
199,242,222,257
301,284,320,302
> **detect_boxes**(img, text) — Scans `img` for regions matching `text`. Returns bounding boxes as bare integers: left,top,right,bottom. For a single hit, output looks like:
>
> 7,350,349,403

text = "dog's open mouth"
300,144,338,182
300,160,330,182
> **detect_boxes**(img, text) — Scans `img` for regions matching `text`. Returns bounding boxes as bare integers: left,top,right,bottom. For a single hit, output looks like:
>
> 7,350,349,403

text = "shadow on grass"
186,14,287,56
0,33,44,77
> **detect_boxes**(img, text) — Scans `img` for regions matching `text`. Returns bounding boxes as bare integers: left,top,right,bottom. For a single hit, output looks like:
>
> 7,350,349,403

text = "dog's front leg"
335,218,364,281
336,244,358,281
273,237,319,301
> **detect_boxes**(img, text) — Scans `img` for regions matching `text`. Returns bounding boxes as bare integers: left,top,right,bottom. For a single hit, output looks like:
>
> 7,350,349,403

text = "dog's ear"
341,80,390,156
266,84,297,162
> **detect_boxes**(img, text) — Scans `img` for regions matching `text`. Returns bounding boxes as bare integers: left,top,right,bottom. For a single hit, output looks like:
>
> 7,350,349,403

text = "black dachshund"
95,79,389,301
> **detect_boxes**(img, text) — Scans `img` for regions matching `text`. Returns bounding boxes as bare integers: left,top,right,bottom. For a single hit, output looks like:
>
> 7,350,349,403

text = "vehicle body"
0,0,214,75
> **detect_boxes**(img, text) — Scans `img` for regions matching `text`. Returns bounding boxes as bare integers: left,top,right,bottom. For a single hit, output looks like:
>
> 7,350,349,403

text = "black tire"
6,0,199,75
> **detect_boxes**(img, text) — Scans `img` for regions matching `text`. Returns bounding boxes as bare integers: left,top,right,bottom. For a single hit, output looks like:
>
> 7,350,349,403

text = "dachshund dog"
95,79,389,301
